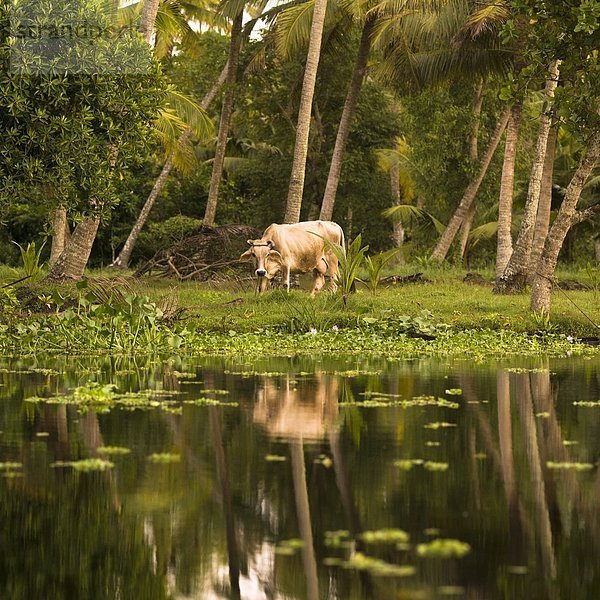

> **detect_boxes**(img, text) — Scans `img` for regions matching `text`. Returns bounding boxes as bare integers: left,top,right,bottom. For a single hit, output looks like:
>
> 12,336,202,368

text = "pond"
1,354,599,599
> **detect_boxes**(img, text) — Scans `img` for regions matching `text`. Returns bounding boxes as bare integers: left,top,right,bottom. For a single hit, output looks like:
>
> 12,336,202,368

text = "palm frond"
154,109,198,174
164,87,214,141
383,204,445,233
467,221,498,249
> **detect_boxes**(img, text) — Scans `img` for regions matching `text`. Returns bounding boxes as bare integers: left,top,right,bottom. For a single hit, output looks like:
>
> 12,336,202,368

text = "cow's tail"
338,225,346,255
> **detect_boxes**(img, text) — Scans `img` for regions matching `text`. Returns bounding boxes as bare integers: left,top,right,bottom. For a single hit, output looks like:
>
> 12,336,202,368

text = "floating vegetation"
51,459,114,472
25,382,238,414
265,454,287,462
535,412,550,418
96,446,132,456
474,453,487,460
416,538,471,559
314,454,333,468
147,453,181,464
438,585,466,596
325,552,416,578
328,370,383,378
324,530,352,548
563,440,579,446
423,461,449,472
394,459,424,471
0,461,23,471
546,461,594,471
445,389,462,396
341,395,459,409
424,422,456,430
275,538,304,555
506,368,549,374
224,370,287,377
359,529,409,544
172,371,196,379
424,528,441,537
35,432,50,437
183,398,239,407
507,565,529,575
201,389,230,395
426,441,441,447
573,401,600,407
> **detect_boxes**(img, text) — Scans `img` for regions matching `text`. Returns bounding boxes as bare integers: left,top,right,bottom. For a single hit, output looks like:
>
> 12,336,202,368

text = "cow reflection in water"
252,372,341,600
252,372,340,440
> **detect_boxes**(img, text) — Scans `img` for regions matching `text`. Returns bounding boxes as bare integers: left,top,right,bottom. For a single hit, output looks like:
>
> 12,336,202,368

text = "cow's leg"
310,260,327,297
257,276,270,293
284,265,291,292
328,253,339,292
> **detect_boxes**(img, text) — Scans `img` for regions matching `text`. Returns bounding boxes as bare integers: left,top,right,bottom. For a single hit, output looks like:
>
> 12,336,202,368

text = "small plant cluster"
2,280,189,354
360,309,449,338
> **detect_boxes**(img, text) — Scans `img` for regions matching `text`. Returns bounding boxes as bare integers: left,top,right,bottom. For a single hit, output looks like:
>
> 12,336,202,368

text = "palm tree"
495,101,522,278
528,122,558,275
203,9,245,226
530,127,600,314
494,59,561,293
319,13,376,221
283,0,329,223
430,107,510,262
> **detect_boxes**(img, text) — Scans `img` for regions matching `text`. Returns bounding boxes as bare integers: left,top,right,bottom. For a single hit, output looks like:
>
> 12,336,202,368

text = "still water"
1,354,599,600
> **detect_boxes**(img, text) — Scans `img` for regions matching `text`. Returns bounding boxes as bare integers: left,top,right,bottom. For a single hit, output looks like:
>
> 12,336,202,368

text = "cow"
239,220,345,296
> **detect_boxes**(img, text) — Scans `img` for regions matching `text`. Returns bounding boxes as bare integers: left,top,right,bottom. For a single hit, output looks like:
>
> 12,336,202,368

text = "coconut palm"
530,127,600,314
283,0,330,224
494,59,561,293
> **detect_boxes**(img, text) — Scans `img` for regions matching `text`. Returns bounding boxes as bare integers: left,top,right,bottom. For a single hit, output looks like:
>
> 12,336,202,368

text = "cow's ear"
267,249,282,264
246,239,254,245
239,248,253,261
266,240,274,249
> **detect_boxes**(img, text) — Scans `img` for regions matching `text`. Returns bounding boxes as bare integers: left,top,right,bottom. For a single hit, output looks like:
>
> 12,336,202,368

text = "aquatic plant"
416,538,471,559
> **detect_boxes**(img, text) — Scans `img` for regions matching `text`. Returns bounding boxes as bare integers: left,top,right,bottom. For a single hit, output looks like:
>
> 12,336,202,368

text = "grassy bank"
1,265,599,358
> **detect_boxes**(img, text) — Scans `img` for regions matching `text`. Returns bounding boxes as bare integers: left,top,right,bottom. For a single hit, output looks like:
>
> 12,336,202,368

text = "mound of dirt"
134,224,261,281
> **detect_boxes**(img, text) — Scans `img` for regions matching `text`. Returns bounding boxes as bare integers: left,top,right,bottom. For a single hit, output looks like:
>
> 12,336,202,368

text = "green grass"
2,265,599,358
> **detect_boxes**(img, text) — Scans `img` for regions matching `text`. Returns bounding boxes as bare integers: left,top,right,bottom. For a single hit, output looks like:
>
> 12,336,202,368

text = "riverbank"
1,266,598,358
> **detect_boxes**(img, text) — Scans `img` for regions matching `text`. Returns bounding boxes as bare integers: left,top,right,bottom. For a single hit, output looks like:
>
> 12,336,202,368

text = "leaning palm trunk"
45,215,101,281
530,129,600,314
284,0,329,224
111,65,228,268
494,60,561,293
49,207,71,266
495,102,523,279
319,16,374,221
458,79,486,261
203,12,244,226
430,106,510,262
528,123,558,276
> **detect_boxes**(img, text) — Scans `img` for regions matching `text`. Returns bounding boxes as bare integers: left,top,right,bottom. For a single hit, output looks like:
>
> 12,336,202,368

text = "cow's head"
239,239,282,279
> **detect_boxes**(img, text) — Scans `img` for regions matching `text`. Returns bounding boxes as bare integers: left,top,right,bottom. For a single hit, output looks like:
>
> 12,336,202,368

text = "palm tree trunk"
290,440,319,600
530,128,600,314
389,143,405,264
111,65,229,268
319,16,374,221
139,0,161,43
430,106,510,262
458,79,486,261
284,0,329,224
495,101,523,279
49,207,71,266
203,12,244,226
45,215,101,281
494,60,561,294
528,122,558,276
458,202,476,262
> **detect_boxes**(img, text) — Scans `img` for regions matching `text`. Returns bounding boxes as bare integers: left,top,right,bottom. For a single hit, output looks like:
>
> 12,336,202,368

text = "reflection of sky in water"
1,355,599,599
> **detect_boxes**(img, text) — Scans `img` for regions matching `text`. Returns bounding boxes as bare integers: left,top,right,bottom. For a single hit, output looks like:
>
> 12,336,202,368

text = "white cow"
239,220,345,296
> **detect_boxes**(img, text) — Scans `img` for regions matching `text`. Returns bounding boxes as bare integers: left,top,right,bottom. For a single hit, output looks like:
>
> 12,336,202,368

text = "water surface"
1,354,599,599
